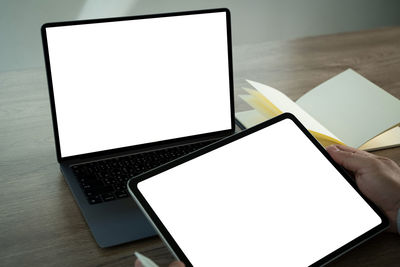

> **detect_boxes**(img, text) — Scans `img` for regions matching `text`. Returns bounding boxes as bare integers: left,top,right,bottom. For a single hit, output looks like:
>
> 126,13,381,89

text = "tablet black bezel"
128,113,389,266
41,8,235,163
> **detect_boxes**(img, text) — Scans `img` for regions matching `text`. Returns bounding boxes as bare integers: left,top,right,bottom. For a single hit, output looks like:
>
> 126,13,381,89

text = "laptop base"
62,164,156,248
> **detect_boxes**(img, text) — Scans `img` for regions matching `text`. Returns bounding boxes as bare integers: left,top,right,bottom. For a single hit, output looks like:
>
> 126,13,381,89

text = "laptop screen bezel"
41,8,235,163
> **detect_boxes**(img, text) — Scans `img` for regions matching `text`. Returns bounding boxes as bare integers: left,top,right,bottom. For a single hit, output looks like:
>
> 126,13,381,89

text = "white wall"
1,0,400,72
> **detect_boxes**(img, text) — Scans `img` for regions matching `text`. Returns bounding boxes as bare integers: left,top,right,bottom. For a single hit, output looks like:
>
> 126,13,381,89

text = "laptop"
41,8,234,248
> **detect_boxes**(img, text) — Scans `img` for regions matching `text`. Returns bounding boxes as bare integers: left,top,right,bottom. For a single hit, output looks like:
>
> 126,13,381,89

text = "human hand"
326,145,400,233
134,258,185,267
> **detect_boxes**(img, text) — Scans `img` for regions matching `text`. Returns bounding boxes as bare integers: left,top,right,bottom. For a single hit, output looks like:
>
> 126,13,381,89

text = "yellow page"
235,109,268,129
236,109,344,148
296,69,400,148
242,88,281,118
246,80,343,143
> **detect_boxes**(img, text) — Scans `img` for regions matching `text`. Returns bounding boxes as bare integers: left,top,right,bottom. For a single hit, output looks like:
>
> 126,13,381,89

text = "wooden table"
1,27,400,266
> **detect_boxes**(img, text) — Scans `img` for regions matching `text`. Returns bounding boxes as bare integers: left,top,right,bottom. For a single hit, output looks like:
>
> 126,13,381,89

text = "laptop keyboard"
71,141,213,204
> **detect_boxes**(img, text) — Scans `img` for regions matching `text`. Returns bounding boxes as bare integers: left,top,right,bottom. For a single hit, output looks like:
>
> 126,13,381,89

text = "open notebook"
236,69,400,151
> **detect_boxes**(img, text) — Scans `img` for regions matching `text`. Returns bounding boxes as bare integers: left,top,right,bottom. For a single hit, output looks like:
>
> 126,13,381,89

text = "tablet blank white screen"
138,118,381,266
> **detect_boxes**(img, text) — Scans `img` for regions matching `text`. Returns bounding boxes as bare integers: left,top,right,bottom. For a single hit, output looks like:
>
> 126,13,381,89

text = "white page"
137,118,381,267
247,80,341,142
296,69,400,148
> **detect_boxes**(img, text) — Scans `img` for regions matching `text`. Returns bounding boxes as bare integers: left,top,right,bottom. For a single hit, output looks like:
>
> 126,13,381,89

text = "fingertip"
326,145,340,153
169,261,186,267
335,144,349,150
135,259,143,267
326,146,345,165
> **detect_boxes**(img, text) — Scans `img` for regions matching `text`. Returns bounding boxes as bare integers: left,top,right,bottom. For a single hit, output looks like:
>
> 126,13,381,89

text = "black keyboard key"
82,184,92,190
116,190,129,198
103,179,112,186
113,184,123,191
85,185,113,196
102,193,116,202
81,179,103,188
97,185,114,194
88,195,102,204
84,189,95,197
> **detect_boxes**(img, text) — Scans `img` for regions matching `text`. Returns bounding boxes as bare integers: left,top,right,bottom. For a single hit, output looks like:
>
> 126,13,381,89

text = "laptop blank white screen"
45,12,231,158
137,118,382,266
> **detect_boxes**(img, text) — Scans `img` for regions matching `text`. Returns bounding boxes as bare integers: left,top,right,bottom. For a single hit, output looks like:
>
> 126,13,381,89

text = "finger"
331,144,373,157
326,145,370,172
134,259,143,267
169,261,186,267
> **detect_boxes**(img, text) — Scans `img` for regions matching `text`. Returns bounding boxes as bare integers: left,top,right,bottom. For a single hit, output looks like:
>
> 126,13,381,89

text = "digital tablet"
128,113,388,266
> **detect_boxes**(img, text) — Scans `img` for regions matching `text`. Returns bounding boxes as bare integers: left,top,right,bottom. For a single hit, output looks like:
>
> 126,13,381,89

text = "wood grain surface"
1,26,400,266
